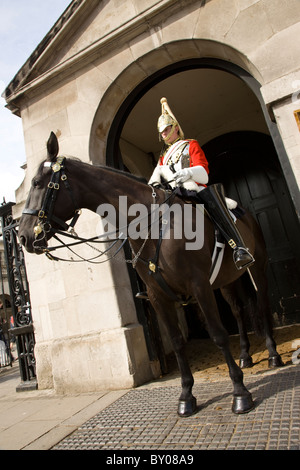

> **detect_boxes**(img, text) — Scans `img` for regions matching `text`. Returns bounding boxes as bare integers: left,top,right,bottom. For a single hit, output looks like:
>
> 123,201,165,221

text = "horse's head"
18,132,80,254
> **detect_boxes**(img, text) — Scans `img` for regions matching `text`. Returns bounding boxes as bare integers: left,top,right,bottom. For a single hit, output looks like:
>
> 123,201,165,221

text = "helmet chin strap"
160,123,177,143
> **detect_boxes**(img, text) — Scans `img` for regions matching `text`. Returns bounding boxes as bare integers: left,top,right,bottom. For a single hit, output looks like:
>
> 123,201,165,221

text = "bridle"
21,156,194,304
21,156,124,262
22,156,82,241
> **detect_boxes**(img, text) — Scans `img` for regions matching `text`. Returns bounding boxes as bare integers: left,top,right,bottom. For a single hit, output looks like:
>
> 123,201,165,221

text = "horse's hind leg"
148,292,197,417
250,267,284,368
195,283,254,414
220,282,254,369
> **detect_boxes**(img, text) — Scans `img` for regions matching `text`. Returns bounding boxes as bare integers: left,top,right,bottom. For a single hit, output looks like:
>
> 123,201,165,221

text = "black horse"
18,132,283,416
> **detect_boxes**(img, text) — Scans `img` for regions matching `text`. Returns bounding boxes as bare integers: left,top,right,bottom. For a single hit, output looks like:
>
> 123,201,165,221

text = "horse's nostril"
19,236,26,246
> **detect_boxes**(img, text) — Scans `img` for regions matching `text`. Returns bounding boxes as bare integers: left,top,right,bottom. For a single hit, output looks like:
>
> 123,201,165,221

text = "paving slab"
0,366,128,450
0,324,299,451
53,365,300,451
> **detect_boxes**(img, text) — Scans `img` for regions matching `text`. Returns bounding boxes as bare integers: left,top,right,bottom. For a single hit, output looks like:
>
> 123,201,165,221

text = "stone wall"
6,0,300,392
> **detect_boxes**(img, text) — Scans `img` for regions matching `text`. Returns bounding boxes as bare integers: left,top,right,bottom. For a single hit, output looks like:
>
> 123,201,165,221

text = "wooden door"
204,132,300,325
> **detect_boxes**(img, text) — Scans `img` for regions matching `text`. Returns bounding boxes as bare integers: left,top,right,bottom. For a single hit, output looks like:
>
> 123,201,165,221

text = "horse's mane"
66,157,149,185
95,164,148,185
37,156,148,186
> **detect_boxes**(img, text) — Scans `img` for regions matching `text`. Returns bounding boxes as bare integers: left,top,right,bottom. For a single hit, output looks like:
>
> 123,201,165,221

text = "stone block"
250,23,300,84
48,325,153,393
261,0,300,33
194,0,239,42
225,2,273,56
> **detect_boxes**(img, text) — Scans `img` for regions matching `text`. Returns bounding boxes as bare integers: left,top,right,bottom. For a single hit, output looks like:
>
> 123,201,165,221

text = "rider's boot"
198,184,255,270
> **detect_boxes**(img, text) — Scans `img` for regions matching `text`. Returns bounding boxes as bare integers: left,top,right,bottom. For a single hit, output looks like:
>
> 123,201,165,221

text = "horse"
18,132,283,416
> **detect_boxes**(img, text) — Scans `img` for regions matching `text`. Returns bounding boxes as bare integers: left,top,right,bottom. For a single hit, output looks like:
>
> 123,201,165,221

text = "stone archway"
90,45,297,215
89,41,300,336
89,39,263,166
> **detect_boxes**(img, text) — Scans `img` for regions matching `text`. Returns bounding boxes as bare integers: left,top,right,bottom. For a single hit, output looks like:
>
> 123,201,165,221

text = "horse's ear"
47,132,59,161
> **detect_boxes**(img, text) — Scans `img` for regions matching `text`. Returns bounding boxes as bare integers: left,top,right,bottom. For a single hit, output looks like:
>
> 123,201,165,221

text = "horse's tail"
240,270,266,337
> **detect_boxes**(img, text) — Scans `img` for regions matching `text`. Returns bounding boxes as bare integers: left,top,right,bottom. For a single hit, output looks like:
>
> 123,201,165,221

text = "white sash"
162,140,189,166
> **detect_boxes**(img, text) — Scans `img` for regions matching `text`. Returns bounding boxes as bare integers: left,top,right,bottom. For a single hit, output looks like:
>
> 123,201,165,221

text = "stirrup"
233,248,255,270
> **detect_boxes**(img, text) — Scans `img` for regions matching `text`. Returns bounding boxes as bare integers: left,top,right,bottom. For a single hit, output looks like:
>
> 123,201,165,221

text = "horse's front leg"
172,333,197,417
148,291,197,417
195,283,255,414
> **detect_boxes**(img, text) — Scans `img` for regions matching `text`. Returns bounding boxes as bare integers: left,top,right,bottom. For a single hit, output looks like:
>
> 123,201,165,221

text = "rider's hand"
174,168,191,183
174,166,209,185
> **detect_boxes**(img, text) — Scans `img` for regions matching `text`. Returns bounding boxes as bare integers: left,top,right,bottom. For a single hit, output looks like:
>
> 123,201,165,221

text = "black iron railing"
0,202,37,391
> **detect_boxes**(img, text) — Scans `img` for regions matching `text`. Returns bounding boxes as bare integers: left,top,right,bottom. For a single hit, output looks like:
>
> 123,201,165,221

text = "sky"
0,0,71,203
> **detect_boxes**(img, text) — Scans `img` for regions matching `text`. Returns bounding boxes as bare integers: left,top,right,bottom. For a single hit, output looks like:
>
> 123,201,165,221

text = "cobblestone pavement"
54,325,300,451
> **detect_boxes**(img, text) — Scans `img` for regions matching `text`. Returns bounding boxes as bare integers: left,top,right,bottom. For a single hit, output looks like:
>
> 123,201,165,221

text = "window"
294,110,300,132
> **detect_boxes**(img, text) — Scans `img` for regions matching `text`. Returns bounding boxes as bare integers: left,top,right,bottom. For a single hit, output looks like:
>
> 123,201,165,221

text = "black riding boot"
198,184,255,270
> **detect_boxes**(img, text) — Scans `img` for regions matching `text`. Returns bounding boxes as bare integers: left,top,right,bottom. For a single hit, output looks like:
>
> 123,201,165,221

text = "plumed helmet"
157,97,184,139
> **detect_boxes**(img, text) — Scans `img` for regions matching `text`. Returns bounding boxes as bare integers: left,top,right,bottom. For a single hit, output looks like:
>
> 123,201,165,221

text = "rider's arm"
174,140,209,185
148,162,162,186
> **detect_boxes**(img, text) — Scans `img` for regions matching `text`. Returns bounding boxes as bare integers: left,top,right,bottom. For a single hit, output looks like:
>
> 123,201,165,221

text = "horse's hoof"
232,394,255,414
268,355,284,368
177,396,197,417
239,357,253,368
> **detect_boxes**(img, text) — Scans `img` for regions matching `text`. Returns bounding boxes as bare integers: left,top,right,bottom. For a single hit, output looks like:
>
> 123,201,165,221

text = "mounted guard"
149,97,255,270
18,131,284,417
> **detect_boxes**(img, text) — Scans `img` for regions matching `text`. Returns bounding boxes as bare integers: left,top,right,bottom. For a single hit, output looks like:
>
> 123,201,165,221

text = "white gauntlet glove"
174,168,191,183
174,166,208,185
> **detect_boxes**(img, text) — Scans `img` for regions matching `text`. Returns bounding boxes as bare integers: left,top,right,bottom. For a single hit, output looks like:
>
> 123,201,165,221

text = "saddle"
142,187,247,304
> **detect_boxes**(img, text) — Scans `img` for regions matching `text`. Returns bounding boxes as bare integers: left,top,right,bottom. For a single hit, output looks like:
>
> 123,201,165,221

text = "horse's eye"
32,179,40,188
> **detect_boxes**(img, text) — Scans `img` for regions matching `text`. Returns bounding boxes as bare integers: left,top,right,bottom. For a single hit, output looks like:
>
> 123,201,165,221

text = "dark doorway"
103,59,300,344
203,131,300,326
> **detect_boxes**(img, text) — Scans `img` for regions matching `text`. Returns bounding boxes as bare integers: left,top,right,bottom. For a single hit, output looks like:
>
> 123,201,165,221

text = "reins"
22,156,176,266
45,184,176,265
21,156,202,305
46,231,128,264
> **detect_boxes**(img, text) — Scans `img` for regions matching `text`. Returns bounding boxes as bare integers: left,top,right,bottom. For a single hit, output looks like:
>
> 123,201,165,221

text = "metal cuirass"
166,141,190,172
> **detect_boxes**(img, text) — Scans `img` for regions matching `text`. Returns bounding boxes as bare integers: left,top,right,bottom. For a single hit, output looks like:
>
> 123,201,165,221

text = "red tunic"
159,139,209,186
